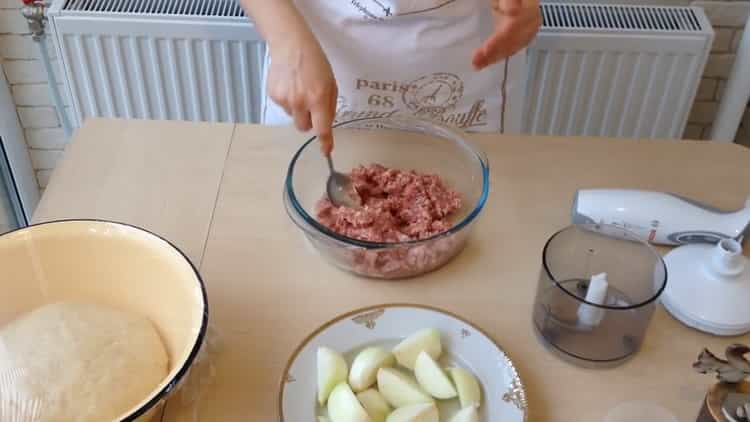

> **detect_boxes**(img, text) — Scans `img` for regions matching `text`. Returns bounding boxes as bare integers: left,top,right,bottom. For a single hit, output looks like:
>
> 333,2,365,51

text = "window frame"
0,65,41,226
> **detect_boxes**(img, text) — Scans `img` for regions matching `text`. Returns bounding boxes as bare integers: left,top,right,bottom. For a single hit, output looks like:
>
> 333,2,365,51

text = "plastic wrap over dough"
0,302,169,422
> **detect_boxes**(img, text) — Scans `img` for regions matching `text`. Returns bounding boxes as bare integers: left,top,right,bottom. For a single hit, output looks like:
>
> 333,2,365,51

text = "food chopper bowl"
532,224,667,367
283,116,489,279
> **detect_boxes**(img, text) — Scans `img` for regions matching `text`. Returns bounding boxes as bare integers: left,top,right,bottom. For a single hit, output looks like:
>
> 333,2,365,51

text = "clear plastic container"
532,224,667,367
284,116,489,279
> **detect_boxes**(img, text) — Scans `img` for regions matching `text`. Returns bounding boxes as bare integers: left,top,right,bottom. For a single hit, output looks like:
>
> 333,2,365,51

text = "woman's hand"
239,1,338,154
267,32,338,155
473,0,542,70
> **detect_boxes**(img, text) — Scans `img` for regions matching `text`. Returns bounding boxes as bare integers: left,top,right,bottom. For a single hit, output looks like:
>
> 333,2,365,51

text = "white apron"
261,0,525,134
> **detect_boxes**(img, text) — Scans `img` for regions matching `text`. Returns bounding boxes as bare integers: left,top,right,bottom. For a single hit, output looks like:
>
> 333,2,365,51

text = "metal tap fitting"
20,1,47,41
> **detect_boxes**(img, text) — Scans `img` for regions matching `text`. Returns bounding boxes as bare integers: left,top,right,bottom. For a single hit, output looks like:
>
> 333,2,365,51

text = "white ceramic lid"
662,239,750,336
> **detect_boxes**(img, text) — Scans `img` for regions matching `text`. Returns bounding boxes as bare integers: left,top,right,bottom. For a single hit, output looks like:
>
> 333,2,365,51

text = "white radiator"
525,3,713,139
48,0,265,125
49,1,713,141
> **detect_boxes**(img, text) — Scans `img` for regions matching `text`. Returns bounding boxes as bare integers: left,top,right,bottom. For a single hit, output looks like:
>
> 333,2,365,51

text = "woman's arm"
239,1,308,49
240,1,338,154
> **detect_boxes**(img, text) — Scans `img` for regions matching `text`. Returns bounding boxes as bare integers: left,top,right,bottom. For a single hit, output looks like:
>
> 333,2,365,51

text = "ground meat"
314,164,465,278
315,164,462,243
347,235,463,278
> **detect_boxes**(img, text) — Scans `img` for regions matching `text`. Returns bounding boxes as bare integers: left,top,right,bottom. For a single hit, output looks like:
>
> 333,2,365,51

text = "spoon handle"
326,155,335,173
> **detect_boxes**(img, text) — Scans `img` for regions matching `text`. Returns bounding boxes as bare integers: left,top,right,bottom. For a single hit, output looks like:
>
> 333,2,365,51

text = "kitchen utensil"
533,224,667,367
723,393,750,422
705,382,750,422
325,154,361,208
0,220,208,421
278,304,527,422
662,238,750,335
572,189,750,245
284,116,489,279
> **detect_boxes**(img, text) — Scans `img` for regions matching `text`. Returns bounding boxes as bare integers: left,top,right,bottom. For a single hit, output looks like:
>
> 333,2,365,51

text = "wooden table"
34,118,750,421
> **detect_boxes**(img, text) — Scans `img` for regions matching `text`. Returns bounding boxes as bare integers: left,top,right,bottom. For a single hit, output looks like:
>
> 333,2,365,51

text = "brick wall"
1,0,67,192
0,0,749,192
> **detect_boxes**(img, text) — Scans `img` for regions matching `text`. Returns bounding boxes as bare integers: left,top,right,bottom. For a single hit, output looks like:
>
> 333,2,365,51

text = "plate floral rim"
276,302,528,421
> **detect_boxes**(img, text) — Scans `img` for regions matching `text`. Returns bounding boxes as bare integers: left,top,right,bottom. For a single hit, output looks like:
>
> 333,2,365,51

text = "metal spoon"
738,402,750,421
326,155,361,208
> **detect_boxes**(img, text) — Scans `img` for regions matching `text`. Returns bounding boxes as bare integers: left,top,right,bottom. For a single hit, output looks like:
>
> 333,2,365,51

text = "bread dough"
0,302,169,421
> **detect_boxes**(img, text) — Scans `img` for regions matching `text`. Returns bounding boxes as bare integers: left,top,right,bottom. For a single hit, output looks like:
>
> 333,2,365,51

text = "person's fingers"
271,93,293,116
473,24,515,69
331,84,339,114
267,76,293,116
318,129,334,156
502,25,538,57
269,93,292,116
292,108,313,132
312,95,336,156
474,12,540,70
329,91,339,128
497,0,522,16
472,47,486,70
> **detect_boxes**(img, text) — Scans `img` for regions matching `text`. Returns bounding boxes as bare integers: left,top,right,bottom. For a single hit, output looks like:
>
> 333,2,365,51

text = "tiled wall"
0,0,748,191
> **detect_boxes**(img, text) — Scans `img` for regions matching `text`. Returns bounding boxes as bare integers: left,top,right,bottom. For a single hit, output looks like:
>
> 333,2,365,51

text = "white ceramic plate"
279,304,527,421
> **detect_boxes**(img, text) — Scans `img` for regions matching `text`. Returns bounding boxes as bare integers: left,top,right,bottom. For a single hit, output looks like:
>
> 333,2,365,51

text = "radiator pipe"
21,1,73,140
710,17,750,143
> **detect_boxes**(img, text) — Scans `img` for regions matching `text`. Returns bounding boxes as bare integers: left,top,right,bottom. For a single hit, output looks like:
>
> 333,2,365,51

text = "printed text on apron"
262,0,525,134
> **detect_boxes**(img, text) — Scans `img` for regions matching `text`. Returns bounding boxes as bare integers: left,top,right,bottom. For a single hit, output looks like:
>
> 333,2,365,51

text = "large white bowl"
0,220,208,421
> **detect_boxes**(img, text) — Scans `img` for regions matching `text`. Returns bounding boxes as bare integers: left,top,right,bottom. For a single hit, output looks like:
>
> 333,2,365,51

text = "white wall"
0,0,748,193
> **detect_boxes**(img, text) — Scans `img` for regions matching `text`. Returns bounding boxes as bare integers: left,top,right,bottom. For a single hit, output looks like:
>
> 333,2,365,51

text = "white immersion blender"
572,189,750,336
572,189,750,246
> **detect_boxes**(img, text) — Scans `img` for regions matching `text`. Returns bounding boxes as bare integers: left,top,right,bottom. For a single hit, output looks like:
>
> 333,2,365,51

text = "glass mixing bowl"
284,116,489,279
